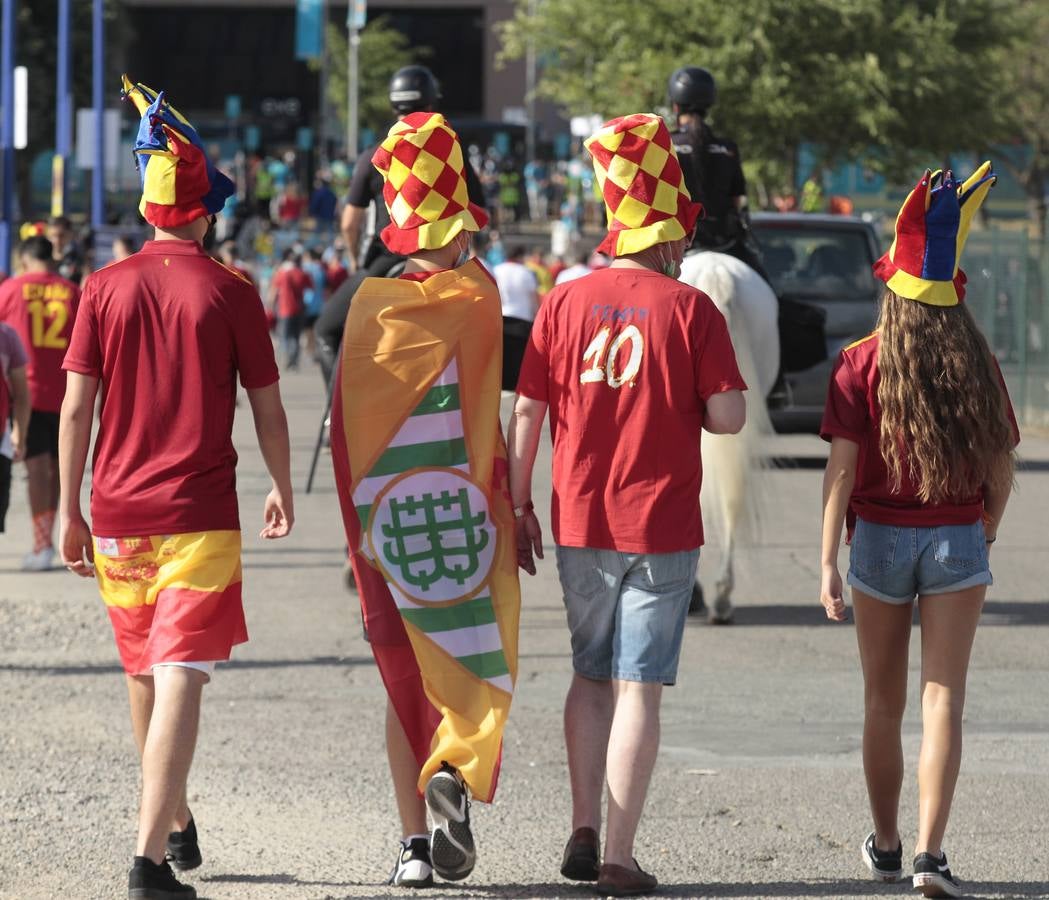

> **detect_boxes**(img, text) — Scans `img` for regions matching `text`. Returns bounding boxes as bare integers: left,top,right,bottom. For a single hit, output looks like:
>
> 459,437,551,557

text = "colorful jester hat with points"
122,75,235,228
873,162,996,307
371,112,489,254
584,113,702,257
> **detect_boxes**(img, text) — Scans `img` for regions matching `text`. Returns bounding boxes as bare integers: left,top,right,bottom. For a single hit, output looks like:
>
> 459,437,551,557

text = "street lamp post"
54,0,72,217
91,0,105,229
0,0,16,269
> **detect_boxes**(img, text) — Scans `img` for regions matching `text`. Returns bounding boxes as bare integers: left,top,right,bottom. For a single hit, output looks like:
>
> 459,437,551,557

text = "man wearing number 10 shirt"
0,235,79,570
508,114,746,895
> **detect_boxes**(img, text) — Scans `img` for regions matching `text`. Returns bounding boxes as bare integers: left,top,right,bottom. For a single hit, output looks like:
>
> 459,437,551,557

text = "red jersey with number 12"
0,272,80,412
516,267,746,553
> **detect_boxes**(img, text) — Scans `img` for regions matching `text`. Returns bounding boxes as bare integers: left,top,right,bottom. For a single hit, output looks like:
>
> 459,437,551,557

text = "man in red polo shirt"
58,76,294,900
267,249,312,370
508,114,746,896
0,235,79,569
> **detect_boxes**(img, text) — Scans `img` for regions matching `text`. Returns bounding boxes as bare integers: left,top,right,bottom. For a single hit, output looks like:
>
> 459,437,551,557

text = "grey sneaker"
425,764,475,881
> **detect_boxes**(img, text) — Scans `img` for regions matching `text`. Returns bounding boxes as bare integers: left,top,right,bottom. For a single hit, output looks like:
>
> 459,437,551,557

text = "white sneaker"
22,546,55,572
425,764,475,881
387,836,433,888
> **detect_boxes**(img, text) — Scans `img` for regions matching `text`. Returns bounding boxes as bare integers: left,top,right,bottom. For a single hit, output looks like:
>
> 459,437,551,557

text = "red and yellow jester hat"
873,161,996,307
122,74,235,229
371,112,488,254
584,113,702,257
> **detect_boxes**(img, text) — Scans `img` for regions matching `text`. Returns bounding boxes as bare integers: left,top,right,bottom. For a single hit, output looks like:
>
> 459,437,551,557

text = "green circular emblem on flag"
368,468,498,606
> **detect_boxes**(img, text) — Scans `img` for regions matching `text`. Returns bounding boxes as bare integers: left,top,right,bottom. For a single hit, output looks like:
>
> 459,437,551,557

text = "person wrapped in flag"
58,76,294,900
330,111,520,887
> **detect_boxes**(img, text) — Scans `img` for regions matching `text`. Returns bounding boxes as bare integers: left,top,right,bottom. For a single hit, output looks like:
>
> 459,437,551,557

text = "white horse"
678,251,780,623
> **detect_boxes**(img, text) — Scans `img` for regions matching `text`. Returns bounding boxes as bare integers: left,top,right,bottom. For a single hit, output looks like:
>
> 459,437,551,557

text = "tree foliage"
500,0,1023,196
318,17,428,146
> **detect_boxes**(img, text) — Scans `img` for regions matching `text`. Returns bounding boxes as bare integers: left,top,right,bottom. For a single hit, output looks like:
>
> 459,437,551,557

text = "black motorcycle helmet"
667,66,717,115
389,65,441,114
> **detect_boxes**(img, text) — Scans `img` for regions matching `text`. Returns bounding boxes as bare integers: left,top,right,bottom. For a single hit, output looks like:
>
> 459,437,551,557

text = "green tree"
500,0,1020,199
318,17,429,147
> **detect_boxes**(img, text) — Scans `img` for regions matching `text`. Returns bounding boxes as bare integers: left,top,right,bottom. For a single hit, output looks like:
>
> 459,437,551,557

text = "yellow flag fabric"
330,259,520,802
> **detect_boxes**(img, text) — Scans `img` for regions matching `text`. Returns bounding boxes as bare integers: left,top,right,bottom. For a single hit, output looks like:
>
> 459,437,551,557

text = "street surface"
2,365,1047,900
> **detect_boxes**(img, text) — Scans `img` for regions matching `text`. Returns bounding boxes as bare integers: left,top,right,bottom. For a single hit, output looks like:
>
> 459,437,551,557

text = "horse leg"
688,577,706,616
710,538,734,624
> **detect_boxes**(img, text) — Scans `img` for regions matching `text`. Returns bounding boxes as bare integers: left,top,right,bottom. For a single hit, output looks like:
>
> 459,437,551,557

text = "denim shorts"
847,518,992,605
555,545,700,685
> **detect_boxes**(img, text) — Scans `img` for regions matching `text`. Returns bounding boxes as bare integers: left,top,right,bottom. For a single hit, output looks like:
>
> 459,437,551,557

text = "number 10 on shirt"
580,325,644,388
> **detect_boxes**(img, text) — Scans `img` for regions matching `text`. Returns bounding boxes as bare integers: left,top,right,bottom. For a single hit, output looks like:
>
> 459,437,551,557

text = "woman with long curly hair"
818,163,1018,899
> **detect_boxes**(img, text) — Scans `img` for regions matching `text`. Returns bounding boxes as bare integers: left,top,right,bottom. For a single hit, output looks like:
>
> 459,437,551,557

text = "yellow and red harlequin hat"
584,113,702,257
371,112,488,254
122,74,235,228
873,161,996,307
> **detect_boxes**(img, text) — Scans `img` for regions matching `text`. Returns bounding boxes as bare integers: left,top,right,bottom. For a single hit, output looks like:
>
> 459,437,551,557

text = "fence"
963,228,1049,428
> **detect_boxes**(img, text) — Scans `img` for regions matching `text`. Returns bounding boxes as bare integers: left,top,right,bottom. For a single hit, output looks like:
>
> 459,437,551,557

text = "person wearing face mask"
329,112,521,889
507,113,747,896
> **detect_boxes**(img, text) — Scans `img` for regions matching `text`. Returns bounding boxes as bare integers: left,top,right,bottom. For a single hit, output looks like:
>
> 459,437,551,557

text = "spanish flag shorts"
93,531,248,676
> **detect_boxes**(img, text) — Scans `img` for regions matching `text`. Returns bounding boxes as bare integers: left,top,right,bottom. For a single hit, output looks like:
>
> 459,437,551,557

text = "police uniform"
670,122,769,281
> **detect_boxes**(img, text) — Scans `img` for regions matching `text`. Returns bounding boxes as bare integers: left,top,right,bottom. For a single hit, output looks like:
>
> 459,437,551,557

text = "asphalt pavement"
1,363,1047,900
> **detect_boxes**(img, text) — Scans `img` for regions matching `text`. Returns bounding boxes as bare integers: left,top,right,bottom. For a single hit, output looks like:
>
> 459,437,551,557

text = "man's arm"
506,394,548,575
703,390,746,434
246,382,294,538
8,364,29,462
58,372,100,576
340,205,366,273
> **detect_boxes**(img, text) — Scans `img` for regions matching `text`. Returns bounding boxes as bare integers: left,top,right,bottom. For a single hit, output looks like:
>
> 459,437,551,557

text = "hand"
820,564,847,622
59,513,95,578
260,486,294,538
11,430,26,463
515,511,543,576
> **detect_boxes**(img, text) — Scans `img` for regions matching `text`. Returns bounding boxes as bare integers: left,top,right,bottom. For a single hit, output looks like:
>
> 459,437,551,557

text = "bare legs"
385,698,427,838
853,585,986,858
25,454,59,550
130,667,206,863
563,673,663,869
853,590,911,850
915,588,985,857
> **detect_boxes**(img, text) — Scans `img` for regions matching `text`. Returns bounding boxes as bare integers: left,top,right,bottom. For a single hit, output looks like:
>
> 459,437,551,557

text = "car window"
753,225,879,303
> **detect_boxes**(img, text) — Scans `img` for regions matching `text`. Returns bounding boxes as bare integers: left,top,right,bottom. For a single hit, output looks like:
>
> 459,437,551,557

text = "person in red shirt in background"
0,235,80,570
819,163,1016,898
0,323,31,536
58,76,294,900
508,114,746,896
267,249,312,370
276,182,305,225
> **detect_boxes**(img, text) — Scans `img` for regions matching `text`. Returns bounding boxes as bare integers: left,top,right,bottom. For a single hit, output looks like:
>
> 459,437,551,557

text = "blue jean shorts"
555,545,700,685
847,518,992,605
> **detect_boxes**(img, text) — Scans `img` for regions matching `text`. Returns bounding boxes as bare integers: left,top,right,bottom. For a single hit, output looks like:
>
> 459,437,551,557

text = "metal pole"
347,26,359,161
525,0,536,165
54,0,72,216
91,0,105,229
318,0,328,168
0,0,16,270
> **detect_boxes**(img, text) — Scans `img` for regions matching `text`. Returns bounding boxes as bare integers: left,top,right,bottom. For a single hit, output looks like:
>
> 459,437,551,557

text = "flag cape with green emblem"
330,259,520,802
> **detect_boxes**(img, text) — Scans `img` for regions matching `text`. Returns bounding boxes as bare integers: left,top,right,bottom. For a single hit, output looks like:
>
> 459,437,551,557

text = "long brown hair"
876,289,1014,503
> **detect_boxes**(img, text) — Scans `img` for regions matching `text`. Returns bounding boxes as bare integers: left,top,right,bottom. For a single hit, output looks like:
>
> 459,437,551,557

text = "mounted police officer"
340,65,486,278
667,66,770,282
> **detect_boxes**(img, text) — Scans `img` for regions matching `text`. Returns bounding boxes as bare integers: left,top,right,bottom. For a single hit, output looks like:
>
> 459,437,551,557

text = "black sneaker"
913,851,962,898
862,831,903,882
425,763,475,881
165,817,202,871
128,856,196,900
387,836,434,888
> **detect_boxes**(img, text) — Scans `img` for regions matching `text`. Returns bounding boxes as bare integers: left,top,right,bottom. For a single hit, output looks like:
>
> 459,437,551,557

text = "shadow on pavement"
685,600,1049,628
0,655,374,676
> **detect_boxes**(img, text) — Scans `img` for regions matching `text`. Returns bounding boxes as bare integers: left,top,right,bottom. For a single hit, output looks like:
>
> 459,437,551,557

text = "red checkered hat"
371,112,488,254
584,113,702,257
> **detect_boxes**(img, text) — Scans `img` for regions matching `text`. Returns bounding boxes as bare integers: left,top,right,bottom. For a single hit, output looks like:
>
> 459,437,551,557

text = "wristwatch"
513,500,534,519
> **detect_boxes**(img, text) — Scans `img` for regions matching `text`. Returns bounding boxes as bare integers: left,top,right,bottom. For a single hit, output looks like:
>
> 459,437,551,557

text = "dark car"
750,212,883,431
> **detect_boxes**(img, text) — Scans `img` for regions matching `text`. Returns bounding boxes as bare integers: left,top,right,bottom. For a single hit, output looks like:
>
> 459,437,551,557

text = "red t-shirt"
820,332,1019,527
272,265,312,318
0,322,28,431
326,262,348,293
63,240,279,537
0,271,80,412
516,267,746,553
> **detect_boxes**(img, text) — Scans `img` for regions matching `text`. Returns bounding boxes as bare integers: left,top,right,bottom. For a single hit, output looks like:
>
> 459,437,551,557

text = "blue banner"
295,0,324,61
